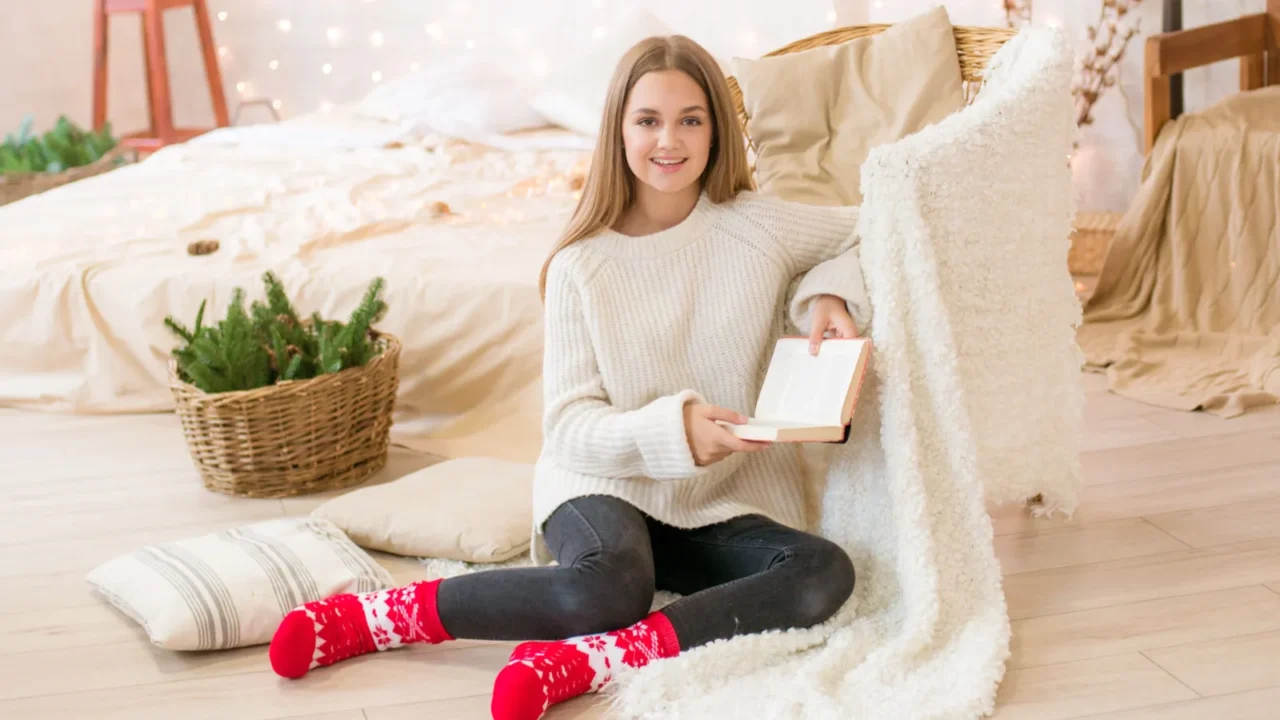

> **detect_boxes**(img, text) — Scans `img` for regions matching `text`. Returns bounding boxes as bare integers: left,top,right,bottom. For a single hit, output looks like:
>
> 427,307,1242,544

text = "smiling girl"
270,34,871,720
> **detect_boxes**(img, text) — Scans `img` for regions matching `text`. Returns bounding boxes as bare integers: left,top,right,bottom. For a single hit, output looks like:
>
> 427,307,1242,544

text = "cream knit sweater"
531,190,869,563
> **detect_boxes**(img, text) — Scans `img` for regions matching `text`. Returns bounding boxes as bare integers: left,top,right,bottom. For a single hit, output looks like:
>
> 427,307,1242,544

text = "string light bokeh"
205,0,1073,124
204,0,841,122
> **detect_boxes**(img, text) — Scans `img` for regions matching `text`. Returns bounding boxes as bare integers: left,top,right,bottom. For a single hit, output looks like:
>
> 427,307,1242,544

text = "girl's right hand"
682,402,771,466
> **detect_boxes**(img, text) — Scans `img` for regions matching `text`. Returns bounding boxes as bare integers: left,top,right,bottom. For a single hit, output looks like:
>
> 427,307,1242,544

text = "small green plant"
0,115,119,175
164,272,389,394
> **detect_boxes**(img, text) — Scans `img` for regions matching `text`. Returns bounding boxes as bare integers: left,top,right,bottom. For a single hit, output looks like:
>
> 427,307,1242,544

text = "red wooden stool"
93,0,231,151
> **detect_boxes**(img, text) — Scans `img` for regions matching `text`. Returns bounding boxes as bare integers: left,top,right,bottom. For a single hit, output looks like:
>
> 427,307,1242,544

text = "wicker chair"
727,25,1018,130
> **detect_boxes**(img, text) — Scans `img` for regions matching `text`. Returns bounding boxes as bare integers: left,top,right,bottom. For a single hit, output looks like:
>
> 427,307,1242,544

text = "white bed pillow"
356,55,546,139
529,9,675,137
85,517,394,651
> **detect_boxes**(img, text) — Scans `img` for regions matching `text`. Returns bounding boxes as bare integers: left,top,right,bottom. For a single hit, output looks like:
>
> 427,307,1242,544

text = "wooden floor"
3,360,1280,718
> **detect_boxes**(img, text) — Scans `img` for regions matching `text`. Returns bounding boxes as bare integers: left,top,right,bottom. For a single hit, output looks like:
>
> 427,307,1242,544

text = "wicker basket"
728,25,1018,128
0,146,133,207
1070,211,1121,275
169,332,402,498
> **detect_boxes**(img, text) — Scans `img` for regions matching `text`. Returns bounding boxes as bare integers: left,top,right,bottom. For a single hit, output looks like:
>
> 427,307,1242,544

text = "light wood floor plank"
993,518,1187,576
989,460,1280,536
0,635,501,703
0,489,284,545
0,603,149,656
1079,415,1178,452
363,695,491,720
1140,403,1280,439
1143,630,1280,697
1077,685,1280,719
1145,497,1280,548
9,568,143,614
990,653,1197,720
1082,389,1166,422
365,693,607,719
1079,428,1280,486
1079,371,1112,394
0,643,513,719
0,414,196,478
1008,585,1280,669
1002,538,1280,621
0,520,260,580
0,639,268,702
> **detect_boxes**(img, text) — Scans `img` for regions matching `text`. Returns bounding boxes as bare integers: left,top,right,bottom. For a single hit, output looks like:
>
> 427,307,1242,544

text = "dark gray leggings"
434,494,855,651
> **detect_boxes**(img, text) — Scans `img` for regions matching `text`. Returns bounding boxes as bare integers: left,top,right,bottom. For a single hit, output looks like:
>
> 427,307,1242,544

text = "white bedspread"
0,109,586,457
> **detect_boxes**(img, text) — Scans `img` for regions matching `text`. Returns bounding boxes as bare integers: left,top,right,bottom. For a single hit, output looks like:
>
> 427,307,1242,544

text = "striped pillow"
86,517,395,651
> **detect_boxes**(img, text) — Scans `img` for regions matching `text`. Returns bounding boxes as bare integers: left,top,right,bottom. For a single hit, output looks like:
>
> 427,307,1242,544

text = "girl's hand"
808,294,859,354
683,402,770,466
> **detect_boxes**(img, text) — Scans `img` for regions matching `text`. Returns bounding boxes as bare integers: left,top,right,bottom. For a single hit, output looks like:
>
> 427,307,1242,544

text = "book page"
740,418,814,428
754,338,866,426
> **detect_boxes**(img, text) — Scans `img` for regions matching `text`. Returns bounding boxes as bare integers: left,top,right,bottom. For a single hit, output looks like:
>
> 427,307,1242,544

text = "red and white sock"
268,578,452,678
491,611,681,720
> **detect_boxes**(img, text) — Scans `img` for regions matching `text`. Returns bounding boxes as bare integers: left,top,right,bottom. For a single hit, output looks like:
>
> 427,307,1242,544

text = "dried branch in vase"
1073,0,1144,127
1003,0,1033,28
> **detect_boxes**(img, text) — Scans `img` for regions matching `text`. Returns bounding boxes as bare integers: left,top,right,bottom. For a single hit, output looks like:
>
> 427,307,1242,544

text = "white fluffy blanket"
596,28,1083,719
422,27,1083,719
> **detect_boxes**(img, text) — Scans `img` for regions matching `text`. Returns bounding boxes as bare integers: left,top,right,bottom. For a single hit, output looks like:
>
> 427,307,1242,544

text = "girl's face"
620,69,713,198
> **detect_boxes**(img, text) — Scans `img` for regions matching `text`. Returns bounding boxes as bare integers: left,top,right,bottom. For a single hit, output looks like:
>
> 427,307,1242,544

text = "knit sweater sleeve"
540,250,705,480
758,197,871,335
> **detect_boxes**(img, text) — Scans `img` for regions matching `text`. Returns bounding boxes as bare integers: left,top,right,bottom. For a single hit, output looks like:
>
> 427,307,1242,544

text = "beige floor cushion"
731,6,967,206
312,456,533,563
85,517,394,651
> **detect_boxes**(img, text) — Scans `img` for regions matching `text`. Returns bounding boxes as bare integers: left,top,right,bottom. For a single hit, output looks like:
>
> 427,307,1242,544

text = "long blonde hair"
538,35,754,299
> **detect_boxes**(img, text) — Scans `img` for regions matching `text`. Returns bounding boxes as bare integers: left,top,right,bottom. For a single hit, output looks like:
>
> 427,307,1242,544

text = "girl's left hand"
808,294,859,354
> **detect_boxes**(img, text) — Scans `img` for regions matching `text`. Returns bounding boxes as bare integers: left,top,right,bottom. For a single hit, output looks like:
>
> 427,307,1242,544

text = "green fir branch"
0,115,118,175
163,275,388,394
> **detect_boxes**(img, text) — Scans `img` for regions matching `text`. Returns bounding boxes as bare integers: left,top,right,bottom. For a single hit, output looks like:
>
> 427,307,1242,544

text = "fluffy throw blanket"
1076,85,1280,418
423,27,1083,719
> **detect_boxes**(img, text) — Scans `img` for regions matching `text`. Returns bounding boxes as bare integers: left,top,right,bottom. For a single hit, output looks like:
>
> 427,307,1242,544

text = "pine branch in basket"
1,115,119,174
165,272,389,394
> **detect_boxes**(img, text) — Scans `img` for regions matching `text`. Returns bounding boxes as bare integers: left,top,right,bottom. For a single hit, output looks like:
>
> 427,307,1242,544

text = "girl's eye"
637,117,657,126
682,117,702,126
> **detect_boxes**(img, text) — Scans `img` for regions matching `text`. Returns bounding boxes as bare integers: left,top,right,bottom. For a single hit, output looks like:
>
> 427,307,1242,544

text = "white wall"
0,0,1266,211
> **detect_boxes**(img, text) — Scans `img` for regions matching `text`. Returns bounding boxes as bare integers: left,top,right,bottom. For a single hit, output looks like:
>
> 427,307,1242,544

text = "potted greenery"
0,115,131,206
165,272,402,499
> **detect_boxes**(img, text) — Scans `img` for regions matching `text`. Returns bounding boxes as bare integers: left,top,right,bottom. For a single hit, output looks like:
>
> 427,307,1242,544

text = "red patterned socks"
268,578,452,679
491,611,681,720
269,579,683,720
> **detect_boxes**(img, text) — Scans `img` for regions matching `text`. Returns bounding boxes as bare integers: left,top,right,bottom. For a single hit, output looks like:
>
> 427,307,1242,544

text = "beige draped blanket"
1077,85,1280,418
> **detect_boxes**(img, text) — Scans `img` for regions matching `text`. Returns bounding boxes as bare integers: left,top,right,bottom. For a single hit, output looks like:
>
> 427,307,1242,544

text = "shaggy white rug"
425,26,1084,720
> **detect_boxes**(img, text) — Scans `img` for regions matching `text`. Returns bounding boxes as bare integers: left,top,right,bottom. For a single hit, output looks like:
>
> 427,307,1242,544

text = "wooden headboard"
1143,0,1280,153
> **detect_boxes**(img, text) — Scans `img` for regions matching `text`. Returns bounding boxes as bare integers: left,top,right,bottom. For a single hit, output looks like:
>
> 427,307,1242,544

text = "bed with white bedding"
0,11,713,466
0,104,588,462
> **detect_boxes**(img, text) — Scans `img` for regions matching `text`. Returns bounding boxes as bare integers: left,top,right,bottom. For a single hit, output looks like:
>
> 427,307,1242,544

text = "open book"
722,336,872,443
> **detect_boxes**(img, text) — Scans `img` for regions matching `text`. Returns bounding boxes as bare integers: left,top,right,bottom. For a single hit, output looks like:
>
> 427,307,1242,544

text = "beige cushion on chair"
730,6,967,206
312,456,533,563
